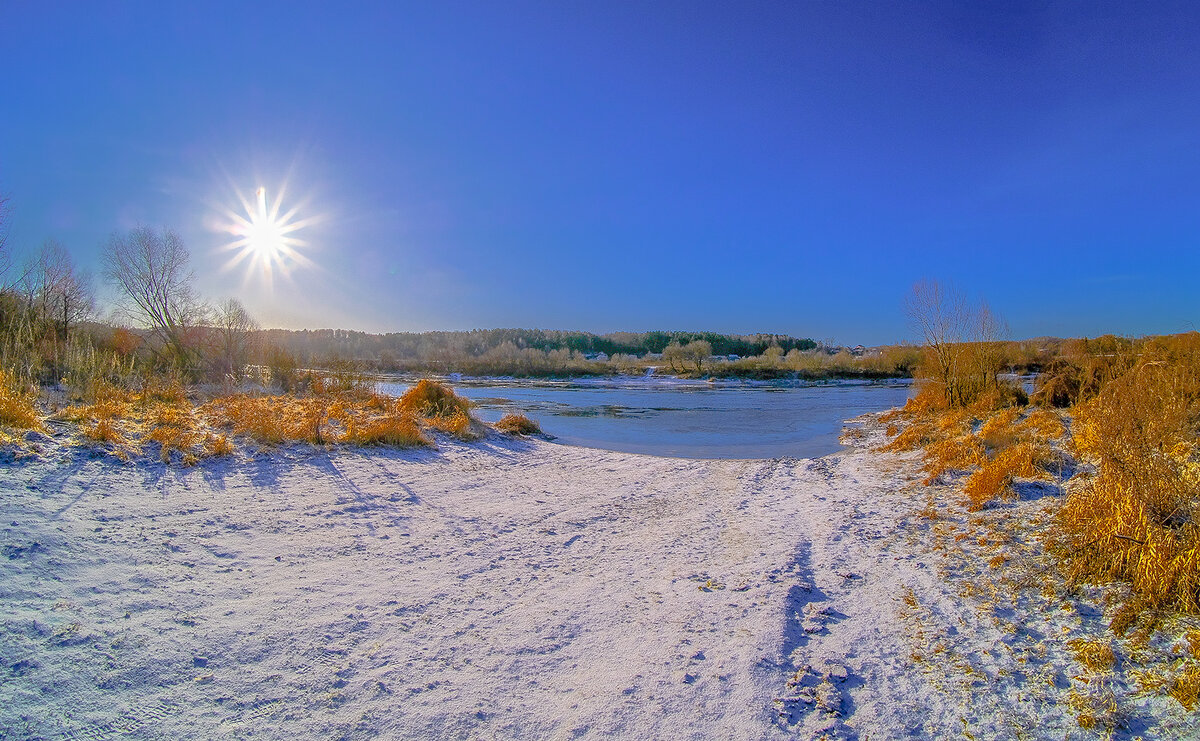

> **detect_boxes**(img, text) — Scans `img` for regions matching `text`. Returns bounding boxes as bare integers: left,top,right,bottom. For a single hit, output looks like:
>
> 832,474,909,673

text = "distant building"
727,354,740,361
850,345,866,356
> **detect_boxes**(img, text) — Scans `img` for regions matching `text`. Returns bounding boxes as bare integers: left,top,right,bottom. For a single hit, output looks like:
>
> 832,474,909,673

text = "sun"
246,187,285,259
217,183,316,285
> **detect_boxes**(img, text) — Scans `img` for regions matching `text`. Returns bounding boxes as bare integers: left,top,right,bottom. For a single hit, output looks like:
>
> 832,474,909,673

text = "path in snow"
3,419,1191,739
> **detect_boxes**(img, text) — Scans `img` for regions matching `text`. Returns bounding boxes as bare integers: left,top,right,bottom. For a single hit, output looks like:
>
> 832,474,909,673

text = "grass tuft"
1170,664,1200,710
1069,638,1117,673
0,369,43,431
398,379,471,418
343,412,431,447
494,413,542,435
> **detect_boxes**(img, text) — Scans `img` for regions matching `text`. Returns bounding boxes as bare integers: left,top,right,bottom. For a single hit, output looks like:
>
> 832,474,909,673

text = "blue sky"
1,1,1197,344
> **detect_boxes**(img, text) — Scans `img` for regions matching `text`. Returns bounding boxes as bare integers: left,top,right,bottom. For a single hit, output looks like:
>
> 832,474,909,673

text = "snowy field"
1,417,1196,739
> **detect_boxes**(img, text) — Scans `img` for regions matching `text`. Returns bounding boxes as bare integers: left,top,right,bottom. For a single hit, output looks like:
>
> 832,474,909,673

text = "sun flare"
218,183,317,286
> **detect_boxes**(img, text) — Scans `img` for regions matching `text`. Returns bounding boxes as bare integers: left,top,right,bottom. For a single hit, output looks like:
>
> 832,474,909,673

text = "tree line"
259,328,818,371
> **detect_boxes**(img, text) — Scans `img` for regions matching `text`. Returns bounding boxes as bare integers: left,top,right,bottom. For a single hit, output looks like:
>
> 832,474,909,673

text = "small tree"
0,193,11,286
103,226,206,376
970,302,1008,396
209,298,259,383
905,280,970,406
762,345,784,366
26,239,94,343
906,280,1012,408
682,340,713,375
662,341,684,373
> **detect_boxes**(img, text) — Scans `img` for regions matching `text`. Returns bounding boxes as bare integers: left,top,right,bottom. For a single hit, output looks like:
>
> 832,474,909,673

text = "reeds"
1055,338,1200,622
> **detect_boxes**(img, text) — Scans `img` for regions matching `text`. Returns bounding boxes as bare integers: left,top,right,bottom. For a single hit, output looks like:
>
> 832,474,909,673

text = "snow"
1,416,1196,739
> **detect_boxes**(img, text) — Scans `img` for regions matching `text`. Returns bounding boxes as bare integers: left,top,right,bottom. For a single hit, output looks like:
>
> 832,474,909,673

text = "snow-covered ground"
1,417,1196,739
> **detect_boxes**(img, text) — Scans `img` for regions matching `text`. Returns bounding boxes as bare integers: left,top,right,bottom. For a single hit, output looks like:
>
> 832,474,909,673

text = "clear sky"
1,1,1197,345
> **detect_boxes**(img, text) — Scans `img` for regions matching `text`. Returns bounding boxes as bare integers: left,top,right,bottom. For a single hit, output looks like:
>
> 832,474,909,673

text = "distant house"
585,351,609,362
850,345,866,356
727,354,740,361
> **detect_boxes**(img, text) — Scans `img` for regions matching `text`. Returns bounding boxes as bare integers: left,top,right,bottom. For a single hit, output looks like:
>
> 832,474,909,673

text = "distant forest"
260,328,820,371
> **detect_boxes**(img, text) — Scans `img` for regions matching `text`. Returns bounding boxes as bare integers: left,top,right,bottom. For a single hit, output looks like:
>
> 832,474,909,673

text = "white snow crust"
1,416,1196,739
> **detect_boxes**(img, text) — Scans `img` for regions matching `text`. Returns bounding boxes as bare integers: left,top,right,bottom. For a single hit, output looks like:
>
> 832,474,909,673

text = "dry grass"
494,413,542,435
1055,337,1200,623
1015,408,1065,441
1170,664,1200,710
881,386,1064,511
978,407,1022,451
1069,638,1117,672
422,410,482,441
921,433,986,484
82,417,124,445
398,379,471,418
0,369,43,432
343,412,430,447
52,378,487,459
962,442,1055,511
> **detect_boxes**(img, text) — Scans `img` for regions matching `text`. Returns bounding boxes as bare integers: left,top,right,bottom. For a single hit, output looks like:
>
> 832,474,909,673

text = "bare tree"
906,280,1013,407
24,239,94,342
905,280,970,406
0,192,12,287
971,301,1009,394
103,226,206,375
209,298,259,382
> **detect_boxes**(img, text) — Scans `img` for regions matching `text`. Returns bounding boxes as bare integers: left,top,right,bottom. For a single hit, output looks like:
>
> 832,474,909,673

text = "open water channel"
377,376,911,459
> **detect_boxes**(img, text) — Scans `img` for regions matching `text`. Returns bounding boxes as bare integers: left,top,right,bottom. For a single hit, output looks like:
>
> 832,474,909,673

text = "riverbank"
1,418,1194,739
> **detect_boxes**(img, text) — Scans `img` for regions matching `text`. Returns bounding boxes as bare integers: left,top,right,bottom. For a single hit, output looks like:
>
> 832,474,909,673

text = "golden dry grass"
54,379,486,459
1069,638,1117,673
398,379,471,418
1170,664,1200,711
1055,339,1200,623
343,412,430,447
962,441,1056,510
201,394,354,445
921,433,986,484
0,369,43,432
423,410,482,441
494,413,542,435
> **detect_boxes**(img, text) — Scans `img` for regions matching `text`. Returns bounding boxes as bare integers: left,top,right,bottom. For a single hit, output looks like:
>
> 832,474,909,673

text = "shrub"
495,413,542,435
